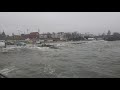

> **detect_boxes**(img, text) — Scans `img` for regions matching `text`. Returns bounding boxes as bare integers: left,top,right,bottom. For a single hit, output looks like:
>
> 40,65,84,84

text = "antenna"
24,30,25,34
38,28,40,33
27,29,29,34
27,29,28,34
18,30,20,35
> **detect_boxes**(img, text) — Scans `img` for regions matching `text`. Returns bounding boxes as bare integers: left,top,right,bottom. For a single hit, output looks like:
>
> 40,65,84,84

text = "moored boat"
0,40,6,48
16,42,26,46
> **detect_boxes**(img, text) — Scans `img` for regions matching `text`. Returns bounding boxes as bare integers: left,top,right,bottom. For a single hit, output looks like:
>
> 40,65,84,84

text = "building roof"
40,34,52,35
30,32,39,35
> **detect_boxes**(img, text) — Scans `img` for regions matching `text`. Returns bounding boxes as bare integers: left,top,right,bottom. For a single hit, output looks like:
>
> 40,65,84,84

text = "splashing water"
0,41,120,78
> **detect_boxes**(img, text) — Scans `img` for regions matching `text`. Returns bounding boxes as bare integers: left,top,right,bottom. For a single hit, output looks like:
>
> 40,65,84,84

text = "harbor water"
0,40,120,78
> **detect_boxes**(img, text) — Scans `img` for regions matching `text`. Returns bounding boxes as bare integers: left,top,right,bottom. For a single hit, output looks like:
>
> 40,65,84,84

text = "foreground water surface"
0,40,120,78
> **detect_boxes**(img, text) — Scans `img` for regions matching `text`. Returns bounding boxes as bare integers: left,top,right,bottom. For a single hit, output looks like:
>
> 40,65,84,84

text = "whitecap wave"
0,66,17,76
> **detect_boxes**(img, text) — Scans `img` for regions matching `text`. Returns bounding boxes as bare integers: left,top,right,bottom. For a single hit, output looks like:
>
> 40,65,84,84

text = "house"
51,32,66,41
13,35,23,40
21,34,29,39
29,32,39,40
40,34,50,39
40,34,46,39
39,33,52,39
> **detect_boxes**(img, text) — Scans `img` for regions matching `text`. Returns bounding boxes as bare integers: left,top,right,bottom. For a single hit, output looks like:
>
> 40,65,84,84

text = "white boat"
0,40,7,53
87,38,96,41
0,40,6,48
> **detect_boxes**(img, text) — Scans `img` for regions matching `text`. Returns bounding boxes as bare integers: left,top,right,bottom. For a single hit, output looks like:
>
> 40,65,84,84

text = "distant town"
0,30,120,44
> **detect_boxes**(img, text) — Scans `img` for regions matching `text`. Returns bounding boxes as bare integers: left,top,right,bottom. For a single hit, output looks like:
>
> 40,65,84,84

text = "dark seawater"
0,40,120,78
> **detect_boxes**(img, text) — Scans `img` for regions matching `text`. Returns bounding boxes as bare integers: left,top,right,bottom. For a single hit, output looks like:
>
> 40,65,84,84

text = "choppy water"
0,40,120,78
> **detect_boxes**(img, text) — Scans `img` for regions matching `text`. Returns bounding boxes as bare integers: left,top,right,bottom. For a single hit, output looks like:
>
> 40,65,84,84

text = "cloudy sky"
0,12,120,35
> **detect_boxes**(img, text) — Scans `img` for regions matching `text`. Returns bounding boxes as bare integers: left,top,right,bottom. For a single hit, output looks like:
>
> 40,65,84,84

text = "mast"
38,28,40,39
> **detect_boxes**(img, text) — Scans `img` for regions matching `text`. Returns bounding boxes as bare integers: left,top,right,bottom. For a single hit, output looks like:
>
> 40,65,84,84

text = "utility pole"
27,29,28,34
38,28,40,33
24,30,25,34
38,28,40,39
18,30,21,36
27,29,30,34
12,33,14,41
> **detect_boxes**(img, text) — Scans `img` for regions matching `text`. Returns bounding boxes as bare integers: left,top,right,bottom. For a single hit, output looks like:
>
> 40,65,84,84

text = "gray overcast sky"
0,12,120,35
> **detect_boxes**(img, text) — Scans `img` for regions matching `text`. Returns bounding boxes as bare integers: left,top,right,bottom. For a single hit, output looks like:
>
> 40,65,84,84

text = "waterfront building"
29,32,39,40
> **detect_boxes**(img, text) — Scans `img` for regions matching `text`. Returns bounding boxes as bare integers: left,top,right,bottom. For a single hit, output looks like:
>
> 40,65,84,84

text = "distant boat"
16,42,26,46
87,38,96,41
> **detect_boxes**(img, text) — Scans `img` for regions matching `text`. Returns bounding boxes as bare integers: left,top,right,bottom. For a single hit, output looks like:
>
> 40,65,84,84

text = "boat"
6,41,15,45
0,40,6,48
87,38,96,41
16,42,26,46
